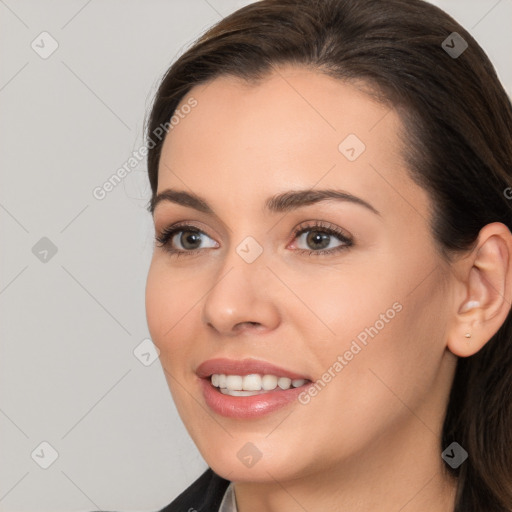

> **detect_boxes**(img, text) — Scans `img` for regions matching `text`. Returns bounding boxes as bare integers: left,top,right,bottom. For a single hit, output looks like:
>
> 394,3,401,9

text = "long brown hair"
145,1,512,509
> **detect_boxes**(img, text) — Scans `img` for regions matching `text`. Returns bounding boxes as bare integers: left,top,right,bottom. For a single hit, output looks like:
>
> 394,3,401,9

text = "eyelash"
155,220,353,258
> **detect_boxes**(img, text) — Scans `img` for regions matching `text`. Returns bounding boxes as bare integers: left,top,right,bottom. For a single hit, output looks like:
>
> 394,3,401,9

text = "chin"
194,434,318,484
207,455,298,483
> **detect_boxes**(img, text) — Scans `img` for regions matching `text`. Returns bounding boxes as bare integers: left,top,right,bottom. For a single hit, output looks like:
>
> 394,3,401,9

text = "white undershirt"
218,482,238,512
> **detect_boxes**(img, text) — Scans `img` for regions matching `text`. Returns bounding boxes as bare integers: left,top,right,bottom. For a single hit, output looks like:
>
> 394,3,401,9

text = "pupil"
307,231,329,249
182,231,200,249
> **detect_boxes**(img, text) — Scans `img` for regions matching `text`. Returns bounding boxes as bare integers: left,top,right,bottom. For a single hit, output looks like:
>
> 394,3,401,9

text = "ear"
446,222,512,357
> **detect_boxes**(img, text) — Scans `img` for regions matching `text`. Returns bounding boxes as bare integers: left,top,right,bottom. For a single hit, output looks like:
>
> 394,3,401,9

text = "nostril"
235,321,261,331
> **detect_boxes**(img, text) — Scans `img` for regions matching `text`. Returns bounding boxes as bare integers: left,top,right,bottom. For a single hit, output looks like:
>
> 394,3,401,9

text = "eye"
155,220,353,258
155,222,218,258
290,220,353,256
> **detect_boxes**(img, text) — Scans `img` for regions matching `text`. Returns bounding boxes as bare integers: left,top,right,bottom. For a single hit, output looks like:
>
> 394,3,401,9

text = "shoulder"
158,467,231,512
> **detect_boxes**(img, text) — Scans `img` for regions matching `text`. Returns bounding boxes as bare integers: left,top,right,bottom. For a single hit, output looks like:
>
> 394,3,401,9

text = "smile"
211,373,309,396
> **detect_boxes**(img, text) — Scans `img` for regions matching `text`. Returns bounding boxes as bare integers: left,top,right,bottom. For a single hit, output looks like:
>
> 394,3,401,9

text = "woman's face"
145,66,457,483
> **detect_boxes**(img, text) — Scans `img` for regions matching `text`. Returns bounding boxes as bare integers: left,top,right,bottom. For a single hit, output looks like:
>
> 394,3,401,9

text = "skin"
145,65,512,512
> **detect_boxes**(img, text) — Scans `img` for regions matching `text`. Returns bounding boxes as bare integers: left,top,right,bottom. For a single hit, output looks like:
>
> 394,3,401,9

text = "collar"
218,482,238,512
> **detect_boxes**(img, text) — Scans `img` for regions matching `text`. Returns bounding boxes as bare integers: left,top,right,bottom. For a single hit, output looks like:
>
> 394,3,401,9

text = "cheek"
145,260,202,416
284,259,401,351
325,275,449,417
292,298,446,467
145,261,169,343
297,255,449,416
145,259,197,362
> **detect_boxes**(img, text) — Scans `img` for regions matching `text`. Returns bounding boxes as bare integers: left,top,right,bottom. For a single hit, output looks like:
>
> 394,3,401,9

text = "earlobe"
460,300,480,341
446,222,512,358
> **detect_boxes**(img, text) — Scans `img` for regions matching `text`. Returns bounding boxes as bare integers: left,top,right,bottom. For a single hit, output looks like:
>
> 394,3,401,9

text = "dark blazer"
93,468,230,512
158,468,231,512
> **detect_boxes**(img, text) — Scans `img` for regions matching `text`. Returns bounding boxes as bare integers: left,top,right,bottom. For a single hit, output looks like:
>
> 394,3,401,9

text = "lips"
196,357,311,381
195,357,313,419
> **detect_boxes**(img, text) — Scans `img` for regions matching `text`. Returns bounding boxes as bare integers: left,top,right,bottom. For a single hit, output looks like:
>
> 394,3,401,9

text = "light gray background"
1,1,511,511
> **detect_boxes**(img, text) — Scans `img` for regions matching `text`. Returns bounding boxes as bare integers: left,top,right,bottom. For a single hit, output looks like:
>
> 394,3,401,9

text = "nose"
201,247,281,336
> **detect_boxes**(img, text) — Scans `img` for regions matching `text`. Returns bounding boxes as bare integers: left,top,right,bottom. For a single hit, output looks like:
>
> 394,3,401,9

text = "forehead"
157,66,430,222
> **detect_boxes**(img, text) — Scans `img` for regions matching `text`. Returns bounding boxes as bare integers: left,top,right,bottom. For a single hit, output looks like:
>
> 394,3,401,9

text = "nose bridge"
201,232,279,334
217,228,269,287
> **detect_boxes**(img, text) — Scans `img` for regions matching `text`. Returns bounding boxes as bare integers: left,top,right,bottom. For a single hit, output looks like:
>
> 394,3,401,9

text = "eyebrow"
149,188,381,217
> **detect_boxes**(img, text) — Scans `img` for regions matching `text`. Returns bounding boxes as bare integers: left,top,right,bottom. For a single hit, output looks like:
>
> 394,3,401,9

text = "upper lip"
196,358,311,381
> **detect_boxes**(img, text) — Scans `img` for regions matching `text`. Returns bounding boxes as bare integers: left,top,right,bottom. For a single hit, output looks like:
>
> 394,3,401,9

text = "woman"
144,0,512,510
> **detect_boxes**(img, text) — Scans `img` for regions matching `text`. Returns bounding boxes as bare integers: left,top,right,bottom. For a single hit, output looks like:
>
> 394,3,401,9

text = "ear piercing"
461,300,479,341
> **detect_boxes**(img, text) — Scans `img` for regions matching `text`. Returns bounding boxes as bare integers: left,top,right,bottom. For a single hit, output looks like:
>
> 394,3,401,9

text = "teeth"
220,388,265,396
262,374,277,390
225,375,243,391
210,373,308,392
243,374,262,391
277,377,291,389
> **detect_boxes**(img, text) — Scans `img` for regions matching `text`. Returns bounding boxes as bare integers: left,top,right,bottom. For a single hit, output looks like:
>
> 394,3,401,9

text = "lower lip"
199,377,310,419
